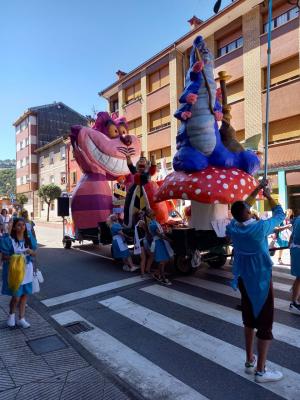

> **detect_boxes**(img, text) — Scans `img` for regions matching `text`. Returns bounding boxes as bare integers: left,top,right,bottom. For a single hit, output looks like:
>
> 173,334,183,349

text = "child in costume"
133,211,153,277
147,209,174,285
112,176,127,218
1,217,37,328
289,210,300,314
226,180,285,383
108,214,138,272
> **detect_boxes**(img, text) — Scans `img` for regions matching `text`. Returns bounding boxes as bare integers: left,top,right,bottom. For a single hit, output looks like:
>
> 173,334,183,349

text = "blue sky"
0,0,231,160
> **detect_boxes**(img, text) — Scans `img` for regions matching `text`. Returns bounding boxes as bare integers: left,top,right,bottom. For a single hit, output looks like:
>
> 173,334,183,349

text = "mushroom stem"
190,201,228,231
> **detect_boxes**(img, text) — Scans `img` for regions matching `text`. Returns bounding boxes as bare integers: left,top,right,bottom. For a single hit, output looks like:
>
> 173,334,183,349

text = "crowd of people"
107,208,174,285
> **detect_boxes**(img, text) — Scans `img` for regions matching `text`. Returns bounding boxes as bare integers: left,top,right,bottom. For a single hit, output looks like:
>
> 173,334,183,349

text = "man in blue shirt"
226,180,285,383
290,209,300,314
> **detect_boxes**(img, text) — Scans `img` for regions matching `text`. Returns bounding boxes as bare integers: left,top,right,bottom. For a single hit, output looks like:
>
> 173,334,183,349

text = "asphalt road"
30,223,299,400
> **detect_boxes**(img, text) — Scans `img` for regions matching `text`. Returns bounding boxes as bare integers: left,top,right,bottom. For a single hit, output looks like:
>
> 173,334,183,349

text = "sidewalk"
0,297,132,400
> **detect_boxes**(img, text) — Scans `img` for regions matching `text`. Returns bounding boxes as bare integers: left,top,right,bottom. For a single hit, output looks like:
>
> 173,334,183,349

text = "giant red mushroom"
155,166,262,231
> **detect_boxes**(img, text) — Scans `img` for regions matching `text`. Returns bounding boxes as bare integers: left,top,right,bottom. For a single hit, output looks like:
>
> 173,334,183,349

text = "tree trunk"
47,202,50,222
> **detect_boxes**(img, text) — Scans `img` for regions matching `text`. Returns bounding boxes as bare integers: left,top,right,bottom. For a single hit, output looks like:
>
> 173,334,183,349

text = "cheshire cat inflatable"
70,112,140,230
173,36,260,175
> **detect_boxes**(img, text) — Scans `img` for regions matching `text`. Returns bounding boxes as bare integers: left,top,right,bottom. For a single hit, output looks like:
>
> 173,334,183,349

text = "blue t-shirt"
111,223,123,236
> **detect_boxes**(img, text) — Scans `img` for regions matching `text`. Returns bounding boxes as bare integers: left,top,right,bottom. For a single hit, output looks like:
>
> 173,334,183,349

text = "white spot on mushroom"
247,178,251,182
214,200,219,204
169,190,174,196
208,184,211,188
217,180,221,184
189,185,192,189
220,175,226,179
195,188,201,195
248,186,251,190
182,193,188,200
222,170,226,173
230,177,233,181
232,171,238,175
173,182,176,186
234,185,238,190
243,194,248,200
193,177,199,182
180,186,183,190
223,183,229,189
188,174,192,177
240,179,246,186
230,194,234,198
208,192,211,195
206,175,212,180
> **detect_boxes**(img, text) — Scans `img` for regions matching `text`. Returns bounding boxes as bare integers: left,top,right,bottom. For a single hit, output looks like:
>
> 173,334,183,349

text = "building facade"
14,102,87,216
100,0,300,211
35,137,68,220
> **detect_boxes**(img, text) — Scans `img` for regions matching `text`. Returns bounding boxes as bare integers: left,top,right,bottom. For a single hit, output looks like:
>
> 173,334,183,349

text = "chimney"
188,16,203,30
116,70,127,80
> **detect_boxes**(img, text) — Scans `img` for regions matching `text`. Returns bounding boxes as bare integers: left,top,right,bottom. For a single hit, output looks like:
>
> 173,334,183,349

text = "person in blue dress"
1,217,37,328
226,180,285,383
289,209,300,314
147,209,173,285
108,214,138,272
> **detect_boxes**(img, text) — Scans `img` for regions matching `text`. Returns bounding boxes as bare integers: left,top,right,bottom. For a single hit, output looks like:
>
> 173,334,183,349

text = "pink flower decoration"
181,111,192,120
186,93,198,105
214,111,223,121
216,88,222,102
192,61,204,73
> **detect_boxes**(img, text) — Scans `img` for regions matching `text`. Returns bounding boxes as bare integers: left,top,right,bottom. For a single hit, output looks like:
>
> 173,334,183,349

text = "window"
72,171,77,185
149,106,171,133
20,159,24,168
128,118,142,137
26,175,30,183
263,7,299,33
148,65,169,93
49,152,54,164
20,119,28,131
61,172,66,185
50,175,55,184
149,147,172,169
40,156,44,167
25,138,29,147
217,37,243,57
25,156,29,166
111,99,119,112
125,82,141,104
60,146,66,160
227,79,244,103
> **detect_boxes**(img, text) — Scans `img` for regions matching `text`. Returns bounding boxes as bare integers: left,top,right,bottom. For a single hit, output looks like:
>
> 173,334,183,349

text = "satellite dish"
214,0,222,14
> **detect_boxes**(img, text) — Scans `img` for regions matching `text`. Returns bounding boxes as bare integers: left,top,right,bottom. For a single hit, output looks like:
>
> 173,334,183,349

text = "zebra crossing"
51,266,300,400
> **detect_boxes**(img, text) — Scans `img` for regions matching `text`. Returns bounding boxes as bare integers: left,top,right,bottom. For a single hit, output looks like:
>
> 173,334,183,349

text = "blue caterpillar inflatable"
173,36,260,175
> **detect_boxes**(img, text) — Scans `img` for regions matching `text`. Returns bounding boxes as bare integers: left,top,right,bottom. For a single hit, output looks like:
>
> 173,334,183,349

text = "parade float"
62,112,169,248
154,35,262,272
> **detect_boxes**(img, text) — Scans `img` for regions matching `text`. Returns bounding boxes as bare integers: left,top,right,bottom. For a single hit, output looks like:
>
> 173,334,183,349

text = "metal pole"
264,0,273,179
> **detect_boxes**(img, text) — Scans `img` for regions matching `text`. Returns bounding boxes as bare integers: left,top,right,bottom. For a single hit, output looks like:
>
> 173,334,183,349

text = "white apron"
11,239,33,285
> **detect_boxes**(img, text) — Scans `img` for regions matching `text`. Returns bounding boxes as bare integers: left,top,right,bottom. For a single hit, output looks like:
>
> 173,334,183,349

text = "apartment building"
100,0,300,211
65,138,83,194
35,137,67,220
14,102,88,216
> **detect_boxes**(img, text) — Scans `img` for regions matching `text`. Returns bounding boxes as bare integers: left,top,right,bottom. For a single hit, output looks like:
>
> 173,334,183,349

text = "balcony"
214,47,244,82
123,98,141,121
147,124,171,152
260,18,299,67
147,85,170,113
262,78,300,122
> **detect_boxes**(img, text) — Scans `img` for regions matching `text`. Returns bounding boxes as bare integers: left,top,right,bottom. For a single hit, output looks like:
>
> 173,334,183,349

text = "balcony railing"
149,122,171,134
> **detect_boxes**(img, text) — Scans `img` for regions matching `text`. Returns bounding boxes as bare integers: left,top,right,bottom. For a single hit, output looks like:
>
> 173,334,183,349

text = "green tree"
38,184,62,222
16,193,28,208
0,169,16,196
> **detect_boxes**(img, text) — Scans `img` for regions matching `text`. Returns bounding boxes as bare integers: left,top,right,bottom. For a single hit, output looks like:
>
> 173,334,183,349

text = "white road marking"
200,269,292,293
141,285,300,349
176,277,291,313
100,296,300,400
72,247,113,261
42,276,150,307
52,310,207,400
